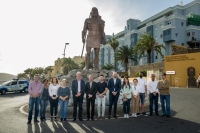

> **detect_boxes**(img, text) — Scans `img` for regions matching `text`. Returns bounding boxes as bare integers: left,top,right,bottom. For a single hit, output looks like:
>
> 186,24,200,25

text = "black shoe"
137,113,140,116
108,116,111,119
72,119,76,122
51,117,53,120
40,117,43,121
113,115,117,119
166,115,170,118
149,114,153,116
142,112,147,115
86,118,89,121
63,118,67,122
79,119,83,121
34,120,39,123
54,117,57,120
27,121,31,124
161,114,166,117
91,118,94,121
60,118,63,122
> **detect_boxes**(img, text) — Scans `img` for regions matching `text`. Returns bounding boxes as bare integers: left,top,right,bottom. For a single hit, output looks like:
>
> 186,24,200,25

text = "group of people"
27,71,170,124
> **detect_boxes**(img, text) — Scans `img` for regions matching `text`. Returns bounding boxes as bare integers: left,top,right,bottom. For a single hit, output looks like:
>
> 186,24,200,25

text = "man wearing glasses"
157,73,170,117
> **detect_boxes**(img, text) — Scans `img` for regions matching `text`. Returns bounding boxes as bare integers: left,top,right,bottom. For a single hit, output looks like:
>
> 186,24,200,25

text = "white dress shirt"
131,85,140,96
78,80,81,92
198,76,200,81
137,77,147,93
48,84,60,97
147,80,159,93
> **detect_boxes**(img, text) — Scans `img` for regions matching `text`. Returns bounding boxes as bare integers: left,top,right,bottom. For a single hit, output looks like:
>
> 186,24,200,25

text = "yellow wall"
164,53,200,87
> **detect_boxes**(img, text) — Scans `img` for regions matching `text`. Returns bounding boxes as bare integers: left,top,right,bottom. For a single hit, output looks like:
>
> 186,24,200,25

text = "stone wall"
129,62,164,81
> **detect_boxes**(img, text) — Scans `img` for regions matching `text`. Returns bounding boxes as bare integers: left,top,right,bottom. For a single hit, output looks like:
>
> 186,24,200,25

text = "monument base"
187,78,196,88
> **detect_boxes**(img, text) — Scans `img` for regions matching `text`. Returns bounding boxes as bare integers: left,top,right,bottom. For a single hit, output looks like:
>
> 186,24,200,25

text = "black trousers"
86,96,95,119
108,94,119,116
73,96,83,119
49,97,58,116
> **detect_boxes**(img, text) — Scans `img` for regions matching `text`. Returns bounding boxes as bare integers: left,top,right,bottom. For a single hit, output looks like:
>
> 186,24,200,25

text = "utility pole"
63,43,69,58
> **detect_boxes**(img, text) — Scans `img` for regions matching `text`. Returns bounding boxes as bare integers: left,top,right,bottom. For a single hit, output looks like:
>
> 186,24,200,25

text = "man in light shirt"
137,72,147,115
148,74,159,116
197,74,200,88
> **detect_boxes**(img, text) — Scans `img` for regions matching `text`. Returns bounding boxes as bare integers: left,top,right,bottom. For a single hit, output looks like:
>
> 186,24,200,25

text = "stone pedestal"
60,69,121,107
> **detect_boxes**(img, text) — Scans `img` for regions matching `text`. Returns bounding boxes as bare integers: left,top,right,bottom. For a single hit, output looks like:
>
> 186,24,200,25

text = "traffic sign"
166,71,175,74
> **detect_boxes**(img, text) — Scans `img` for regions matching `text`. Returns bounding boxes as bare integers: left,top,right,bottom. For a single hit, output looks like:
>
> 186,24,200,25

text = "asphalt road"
0,88,200,133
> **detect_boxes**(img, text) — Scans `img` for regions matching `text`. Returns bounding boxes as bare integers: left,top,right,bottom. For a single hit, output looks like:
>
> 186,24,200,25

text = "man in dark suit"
108,72,121,119
72,72,85,121
85,75,97,121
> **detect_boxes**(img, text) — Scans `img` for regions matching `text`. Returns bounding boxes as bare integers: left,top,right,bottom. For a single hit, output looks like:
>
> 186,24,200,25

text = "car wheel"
1,89,6,95
24,88,28,93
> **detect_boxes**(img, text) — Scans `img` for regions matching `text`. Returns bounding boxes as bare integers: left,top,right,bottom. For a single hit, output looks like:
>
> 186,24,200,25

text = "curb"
19,104,28,115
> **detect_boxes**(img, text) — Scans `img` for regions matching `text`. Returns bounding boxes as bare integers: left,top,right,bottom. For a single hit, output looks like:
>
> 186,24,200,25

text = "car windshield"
2,81,11,85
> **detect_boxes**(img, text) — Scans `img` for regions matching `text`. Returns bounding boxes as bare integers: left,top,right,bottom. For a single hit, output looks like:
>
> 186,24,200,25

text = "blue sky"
0,0,193,75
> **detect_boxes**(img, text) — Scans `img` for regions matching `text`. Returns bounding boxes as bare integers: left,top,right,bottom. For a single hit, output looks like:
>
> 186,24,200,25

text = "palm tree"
115,45,137,71
108,35,119,71
101,64,115,70
134,33,166,64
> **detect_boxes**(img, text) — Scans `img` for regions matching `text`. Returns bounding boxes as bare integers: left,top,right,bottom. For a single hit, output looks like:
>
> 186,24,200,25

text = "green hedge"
134,70,147,77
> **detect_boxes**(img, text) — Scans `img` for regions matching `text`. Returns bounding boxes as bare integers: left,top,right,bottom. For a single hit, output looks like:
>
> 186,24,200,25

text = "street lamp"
63,43,69,58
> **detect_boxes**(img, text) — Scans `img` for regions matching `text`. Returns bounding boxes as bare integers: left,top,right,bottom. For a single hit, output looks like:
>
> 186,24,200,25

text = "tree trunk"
125,63,128,72
114,50,117,71
147,52,151,64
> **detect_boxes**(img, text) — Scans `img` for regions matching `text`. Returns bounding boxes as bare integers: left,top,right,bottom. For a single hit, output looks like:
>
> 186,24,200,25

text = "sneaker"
27,121,31,124
124,114,126,118
134,113,137,118
126,114,129,118
142,112,147,115
132,114,135,117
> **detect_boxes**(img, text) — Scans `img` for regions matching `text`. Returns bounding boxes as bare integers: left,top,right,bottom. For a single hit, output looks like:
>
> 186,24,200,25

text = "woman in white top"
49,77,60,120
131,79,140,117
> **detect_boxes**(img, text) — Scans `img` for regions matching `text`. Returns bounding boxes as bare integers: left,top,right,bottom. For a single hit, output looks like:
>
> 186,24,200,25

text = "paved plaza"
0,88,199,133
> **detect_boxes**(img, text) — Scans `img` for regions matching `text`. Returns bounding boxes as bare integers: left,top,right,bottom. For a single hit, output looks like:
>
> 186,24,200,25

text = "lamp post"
63,43,69,58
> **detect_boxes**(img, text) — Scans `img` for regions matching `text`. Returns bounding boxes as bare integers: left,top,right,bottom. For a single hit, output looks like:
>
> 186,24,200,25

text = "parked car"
0,79,29,95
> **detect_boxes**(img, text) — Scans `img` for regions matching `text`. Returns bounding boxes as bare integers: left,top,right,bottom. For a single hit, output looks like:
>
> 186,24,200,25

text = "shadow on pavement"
26,109,200,133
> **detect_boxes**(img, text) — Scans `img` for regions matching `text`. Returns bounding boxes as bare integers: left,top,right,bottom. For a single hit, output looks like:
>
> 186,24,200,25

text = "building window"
187,32,190,36
160,34,163,38
175,33,178,37
181,22,184,26
182,43,184,46
155,56,157,59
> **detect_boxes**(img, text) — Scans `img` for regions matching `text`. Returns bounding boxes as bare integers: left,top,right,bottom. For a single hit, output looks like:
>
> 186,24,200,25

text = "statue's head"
90,7,99,18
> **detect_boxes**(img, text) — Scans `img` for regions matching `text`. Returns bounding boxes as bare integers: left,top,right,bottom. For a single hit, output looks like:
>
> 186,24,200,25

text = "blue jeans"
149,93,159,115
40,98,48,118
123,98,131,114
160,94,170,115
59,99,69,119
139,93,145,104
28,97,40,121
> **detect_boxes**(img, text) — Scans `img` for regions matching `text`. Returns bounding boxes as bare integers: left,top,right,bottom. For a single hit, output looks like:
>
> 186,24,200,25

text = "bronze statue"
82,7,106,70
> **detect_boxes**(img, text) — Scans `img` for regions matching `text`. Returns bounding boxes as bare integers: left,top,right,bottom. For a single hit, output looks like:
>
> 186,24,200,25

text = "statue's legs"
85,46,91,70
94,48,100,70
